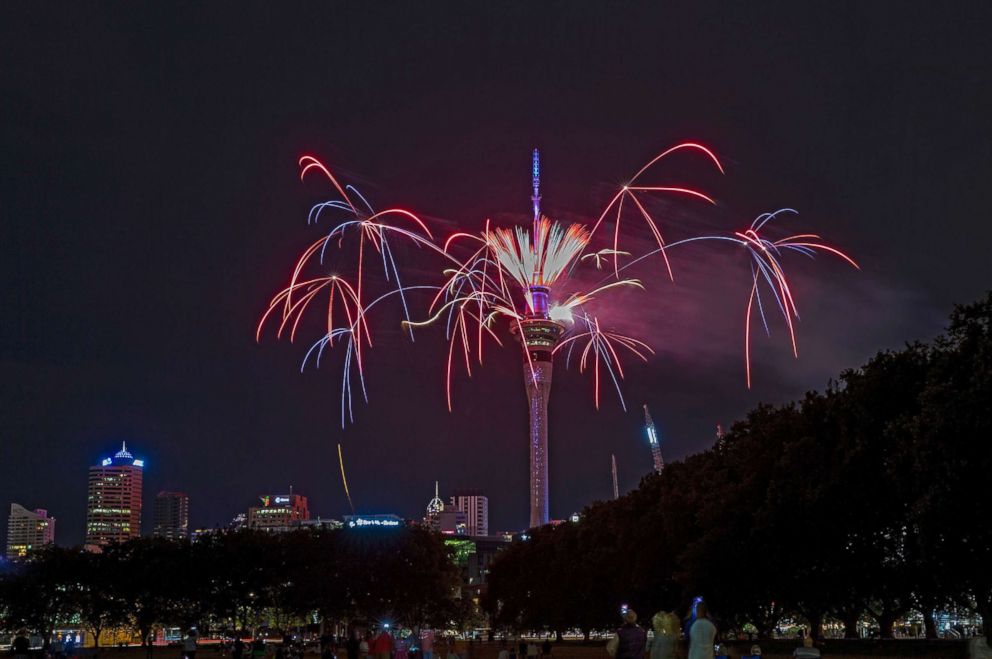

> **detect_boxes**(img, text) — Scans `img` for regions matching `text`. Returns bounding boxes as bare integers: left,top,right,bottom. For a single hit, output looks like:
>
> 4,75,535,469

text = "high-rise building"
425,481,445,526
152,491,189,540
449,491,489,537
85,442,144,548
247,493,309,531
6,504,55,560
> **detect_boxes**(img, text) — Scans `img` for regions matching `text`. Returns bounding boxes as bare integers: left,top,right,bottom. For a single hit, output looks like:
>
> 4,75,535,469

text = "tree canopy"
483,292,992,640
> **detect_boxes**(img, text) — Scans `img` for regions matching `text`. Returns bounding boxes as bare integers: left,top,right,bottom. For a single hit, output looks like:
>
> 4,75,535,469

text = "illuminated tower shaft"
517,148,563,528
519,292,563,527
644,404,665,474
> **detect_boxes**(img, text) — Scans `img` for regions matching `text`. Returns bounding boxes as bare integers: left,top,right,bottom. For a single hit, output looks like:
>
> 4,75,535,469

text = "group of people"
342,627,440,659
492,638,553,659
608,602,821,659
8,630,76,659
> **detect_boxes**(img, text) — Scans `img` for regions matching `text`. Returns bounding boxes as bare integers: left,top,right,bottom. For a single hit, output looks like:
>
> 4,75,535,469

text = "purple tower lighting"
513,148,564,528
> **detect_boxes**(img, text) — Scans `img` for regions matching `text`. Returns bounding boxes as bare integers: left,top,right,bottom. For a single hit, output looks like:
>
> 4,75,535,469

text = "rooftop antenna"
611,454,619,499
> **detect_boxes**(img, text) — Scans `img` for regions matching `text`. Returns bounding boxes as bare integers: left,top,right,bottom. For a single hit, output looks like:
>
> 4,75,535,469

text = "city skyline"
3,4,990,546
1,441,516,549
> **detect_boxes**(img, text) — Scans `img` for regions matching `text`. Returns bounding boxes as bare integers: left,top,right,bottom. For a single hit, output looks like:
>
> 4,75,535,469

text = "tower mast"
644,404,665,474
517,148,563,528
531,148,541,234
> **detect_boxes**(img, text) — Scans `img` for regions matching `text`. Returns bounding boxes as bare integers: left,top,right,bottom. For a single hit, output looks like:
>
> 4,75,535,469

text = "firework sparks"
259,146,856,419
258,144,857,528
554,314,654,411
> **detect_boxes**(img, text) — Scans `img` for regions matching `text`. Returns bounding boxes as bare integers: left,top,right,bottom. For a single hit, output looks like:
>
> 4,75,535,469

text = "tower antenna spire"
531,148,541,233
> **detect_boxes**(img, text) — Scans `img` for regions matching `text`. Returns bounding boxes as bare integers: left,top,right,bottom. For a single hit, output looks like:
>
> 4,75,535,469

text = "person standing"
540,639,551,658
345,631,361,659
184,630,199,659
419,630,434,659
232,639,244,659
394,636,409,659
12,630,31,659
371,629,393,659
608,610,647,659
649,611,679,659
62,635,77,659
687,603,716,659
792,637,820,658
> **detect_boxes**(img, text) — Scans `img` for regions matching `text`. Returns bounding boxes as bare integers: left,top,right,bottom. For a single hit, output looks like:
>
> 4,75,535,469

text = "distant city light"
348,518,400,528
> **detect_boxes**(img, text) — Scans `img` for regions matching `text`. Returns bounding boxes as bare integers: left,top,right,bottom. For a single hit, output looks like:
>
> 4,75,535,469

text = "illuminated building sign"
132,459,144,467
274,496,290,504
102,458,112,466
344,514,402,528
647,427,658,445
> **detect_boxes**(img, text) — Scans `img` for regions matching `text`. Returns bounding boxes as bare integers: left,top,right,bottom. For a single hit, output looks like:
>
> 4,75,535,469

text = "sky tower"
515,149,565,528
644,404,665,474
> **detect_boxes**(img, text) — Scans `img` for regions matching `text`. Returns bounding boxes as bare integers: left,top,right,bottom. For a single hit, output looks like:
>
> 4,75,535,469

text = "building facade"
449,492,489,537
85,442,144,548
152,491,190,540
6,504,55,559
247,494,309,531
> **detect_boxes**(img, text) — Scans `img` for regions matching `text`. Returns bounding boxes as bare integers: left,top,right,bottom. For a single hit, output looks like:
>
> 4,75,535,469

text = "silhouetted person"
609,610,647,659
688,603,716,659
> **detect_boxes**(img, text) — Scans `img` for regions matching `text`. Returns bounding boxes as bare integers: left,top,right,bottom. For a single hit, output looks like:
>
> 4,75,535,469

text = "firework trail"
337,443,355,513
257,143,856,528
258,145,856,418
608,208,858,386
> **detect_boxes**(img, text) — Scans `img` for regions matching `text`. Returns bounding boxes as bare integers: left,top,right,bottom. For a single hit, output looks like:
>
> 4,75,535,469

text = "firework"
258,144,856,527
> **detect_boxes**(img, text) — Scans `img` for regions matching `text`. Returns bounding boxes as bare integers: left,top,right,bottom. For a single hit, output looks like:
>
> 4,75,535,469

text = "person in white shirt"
687,603,716,659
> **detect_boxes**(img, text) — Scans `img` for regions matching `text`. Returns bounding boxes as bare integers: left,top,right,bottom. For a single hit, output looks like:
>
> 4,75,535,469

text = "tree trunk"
554,630,563,642
923,611,937,640
92,626,103,649
877,612,895,639
806,612,823,640
842,611,860,639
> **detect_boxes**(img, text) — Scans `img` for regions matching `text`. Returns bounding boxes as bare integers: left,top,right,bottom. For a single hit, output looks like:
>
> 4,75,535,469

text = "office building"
152,491,190,540
247,493,309,531
6,504,55,560
449,491,489,537
85,442,144,548
435,508,467,535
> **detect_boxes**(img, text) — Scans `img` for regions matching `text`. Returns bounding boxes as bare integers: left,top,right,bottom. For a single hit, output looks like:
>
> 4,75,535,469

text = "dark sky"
2,3,991,546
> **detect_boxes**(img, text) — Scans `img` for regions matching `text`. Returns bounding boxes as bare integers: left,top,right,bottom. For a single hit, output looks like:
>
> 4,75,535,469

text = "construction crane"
611,454,619,499
644,404,665,474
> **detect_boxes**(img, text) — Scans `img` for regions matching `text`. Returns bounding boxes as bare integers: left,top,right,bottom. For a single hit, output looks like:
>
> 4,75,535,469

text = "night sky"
2,3,991,546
